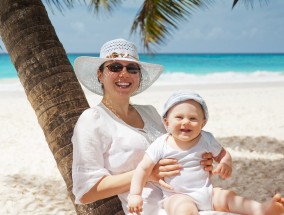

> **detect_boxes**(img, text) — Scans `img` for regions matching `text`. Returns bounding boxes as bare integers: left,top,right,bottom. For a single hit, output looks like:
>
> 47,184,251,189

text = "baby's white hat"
162,91,209,120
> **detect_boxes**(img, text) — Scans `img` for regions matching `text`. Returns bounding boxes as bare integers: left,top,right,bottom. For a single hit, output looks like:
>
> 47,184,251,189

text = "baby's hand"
212,163,232,179
128,194,143,215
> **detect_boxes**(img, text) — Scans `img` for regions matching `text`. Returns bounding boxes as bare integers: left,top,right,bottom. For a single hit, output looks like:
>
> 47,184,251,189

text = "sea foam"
156,71,284,85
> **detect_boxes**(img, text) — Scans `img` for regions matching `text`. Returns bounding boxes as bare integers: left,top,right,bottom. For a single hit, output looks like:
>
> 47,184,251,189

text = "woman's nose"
119,67,129,77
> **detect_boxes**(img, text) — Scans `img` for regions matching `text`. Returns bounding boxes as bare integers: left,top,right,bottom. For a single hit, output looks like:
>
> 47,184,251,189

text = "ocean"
1,53,284,89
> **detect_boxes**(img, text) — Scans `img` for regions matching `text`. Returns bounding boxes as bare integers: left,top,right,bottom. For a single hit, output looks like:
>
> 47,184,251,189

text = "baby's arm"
212,147,232,179
128,154,156,214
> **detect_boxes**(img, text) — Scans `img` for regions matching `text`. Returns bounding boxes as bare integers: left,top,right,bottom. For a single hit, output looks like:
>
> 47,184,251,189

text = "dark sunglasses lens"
126,65,140,74
108,63,123,72
107,63,140,74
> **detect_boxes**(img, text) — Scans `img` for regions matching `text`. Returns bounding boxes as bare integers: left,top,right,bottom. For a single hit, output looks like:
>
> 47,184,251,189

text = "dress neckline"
99,102,146,132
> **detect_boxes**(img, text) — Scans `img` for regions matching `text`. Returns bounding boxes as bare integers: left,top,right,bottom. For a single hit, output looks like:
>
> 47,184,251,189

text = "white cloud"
206,27,223,39
122,0,143,9
248,28,259,38
70,22,86,34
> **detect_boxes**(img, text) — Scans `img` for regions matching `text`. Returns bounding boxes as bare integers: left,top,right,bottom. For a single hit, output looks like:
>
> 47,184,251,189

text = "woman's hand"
148,153,213,188
201,152,214,172
148,158,182,189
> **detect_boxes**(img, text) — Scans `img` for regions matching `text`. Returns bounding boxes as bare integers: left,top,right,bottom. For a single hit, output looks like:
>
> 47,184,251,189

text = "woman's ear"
97,70,102,83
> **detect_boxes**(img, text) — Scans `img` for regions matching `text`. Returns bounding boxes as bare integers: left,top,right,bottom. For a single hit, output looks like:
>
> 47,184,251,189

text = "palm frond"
44,0,123,14
232,0,269,9
232,0,239,8
131,0,214,52
87,0,123,13
44,0,75,13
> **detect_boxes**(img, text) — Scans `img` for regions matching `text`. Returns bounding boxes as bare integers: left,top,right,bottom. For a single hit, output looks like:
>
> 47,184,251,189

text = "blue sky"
1,0,284,53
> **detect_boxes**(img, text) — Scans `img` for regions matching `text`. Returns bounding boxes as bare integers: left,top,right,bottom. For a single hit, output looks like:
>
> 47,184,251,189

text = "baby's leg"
259,194,284,215
212,188,234,212
164,194,199,215
213,188,284,215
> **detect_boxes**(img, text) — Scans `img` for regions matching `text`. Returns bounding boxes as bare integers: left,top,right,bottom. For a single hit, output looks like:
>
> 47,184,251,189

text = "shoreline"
1,75,284,91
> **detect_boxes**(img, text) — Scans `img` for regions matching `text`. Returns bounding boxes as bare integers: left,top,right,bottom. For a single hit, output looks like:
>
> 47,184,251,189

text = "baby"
128,91,284,215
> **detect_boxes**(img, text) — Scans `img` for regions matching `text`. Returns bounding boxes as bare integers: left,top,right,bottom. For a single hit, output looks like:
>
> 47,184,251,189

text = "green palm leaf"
131,0,214,51
45,0,123,13
232,0,269,9
87,0,123,13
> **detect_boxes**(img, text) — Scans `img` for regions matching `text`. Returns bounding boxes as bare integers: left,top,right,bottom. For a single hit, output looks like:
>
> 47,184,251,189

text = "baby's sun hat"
162,91,209,120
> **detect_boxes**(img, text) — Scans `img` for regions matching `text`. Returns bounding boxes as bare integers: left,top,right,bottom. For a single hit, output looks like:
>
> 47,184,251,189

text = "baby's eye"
175,116,183,120
189,117,198,121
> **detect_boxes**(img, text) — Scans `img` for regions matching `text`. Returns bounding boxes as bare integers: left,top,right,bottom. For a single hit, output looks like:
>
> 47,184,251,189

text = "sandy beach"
0,78,283,214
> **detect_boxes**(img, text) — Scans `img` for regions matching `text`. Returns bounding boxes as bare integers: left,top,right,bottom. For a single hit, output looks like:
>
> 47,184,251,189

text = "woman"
72,38,214,214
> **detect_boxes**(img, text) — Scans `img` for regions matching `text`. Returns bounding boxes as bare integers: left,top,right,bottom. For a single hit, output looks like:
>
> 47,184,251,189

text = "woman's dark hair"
99,62,105,72
98,63,105,90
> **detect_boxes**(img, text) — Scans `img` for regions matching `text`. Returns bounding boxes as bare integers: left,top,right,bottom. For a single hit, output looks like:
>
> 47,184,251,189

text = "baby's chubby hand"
212,163,232,179
128,194,143,215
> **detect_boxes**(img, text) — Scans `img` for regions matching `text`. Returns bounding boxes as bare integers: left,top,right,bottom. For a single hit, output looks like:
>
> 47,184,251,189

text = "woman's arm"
80,156,176,204
81,156,184,204
78,152,214,204
80,170,134,204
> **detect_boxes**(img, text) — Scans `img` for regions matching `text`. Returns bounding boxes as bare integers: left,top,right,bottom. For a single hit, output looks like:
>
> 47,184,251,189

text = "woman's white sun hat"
74,38,164,96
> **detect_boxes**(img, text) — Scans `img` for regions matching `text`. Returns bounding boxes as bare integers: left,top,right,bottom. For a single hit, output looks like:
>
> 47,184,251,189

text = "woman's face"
98,60,141,99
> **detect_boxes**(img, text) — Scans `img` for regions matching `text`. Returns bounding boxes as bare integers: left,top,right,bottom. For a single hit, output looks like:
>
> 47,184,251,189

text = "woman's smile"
115,81,132,88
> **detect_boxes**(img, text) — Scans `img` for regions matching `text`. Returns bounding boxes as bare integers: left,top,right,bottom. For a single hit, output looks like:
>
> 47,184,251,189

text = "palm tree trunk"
0,0,123,214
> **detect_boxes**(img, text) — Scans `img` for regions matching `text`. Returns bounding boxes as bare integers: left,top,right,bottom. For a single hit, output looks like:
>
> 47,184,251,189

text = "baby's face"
164,100,206,143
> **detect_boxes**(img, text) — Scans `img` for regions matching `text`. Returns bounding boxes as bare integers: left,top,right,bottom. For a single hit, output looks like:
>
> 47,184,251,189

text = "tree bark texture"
0,0,123,214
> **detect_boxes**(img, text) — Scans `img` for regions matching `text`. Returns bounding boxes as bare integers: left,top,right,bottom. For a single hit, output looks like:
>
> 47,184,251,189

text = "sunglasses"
104,62,141,74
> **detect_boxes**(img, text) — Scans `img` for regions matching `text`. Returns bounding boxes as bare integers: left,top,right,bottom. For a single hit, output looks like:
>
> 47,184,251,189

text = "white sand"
0,79,283,214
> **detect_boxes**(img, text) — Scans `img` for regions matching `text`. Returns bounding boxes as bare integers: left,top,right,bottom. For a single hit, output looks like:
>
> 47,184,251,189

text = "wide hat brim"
74,56,163,96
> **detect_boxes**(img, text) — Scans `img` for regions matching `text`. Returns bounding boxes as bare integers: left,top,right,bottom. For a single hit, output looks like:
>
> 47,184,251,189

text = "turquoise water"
68,53,284,74
0,54,17,78
1,53,284,85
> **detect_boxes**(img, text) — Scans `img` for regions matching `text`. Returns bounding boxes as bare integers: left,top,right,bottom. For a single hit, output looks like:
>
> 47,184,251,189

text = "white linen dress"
72,103,167,214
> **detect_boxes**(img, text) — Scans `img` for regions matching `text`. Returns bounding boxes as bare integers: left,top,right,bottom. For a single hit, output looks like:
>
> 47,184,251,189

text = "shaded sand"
0,79,283,214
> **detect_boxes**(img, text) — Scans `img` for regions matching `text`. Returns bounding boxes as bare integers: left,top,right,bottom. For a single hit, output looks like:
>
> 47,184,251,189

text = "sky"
1,0,284,53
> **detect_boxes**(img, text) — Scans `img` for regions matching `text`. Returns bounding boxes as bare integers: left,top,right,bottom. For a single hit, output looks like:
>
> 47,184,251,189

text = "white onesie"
146,130,222,211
